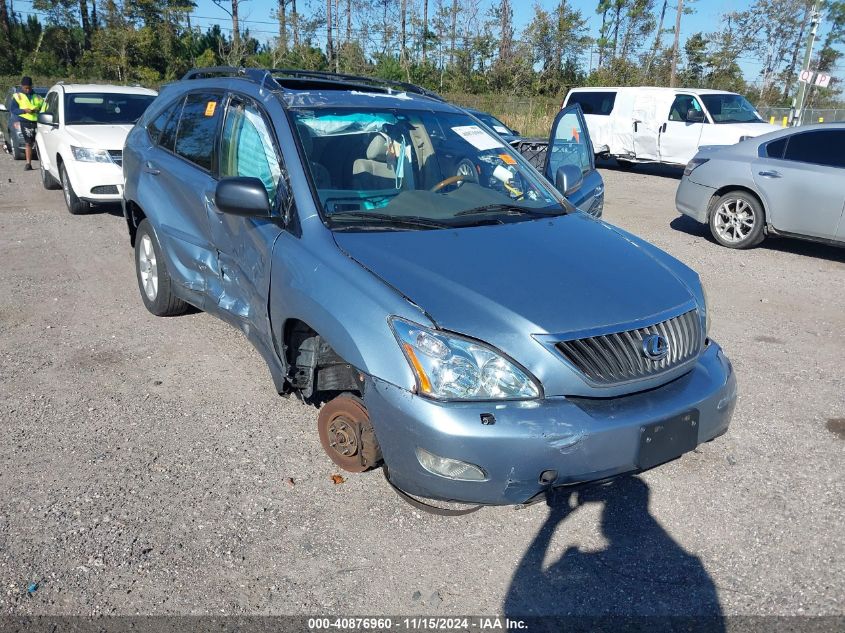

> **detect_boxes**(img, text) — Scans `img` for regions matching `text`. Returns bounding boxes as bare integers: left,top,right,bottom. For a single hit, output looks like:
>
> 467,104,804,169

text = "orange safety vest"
12,91,44,122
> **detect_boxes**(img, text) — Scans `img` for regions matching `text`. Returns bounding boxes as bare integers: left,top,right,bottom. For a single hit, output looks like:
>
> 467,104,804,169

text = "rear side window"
566,91,616,116
174,92,223,171
157,97,184,151
782,130,845,168
764,137,787,159
148,99,182,146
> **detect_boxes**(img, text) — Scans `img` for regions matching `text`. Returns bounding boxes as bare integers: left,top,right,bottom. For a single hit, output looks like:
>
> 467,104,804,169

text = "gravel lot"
0,152,843,619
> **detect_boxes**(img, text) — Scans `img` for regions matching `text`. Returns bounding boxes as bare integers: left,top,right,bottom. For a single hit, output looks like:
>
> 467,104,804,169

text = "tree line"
0,0,842,107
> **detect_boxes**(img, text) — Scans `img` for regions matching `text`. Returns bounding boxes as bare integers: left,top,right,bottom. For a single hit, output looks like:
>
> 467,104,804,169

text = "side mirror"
555,164,583,196
215,177,271,218
0,103,7,112
686,108,705,123
38,112,56,126
511,129,520,136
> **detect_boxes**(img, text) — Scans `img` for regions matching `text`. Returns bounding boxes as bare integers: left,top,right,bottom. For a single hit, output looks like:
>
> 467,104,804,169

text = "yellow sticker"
204,101,217,117
498,153,517,165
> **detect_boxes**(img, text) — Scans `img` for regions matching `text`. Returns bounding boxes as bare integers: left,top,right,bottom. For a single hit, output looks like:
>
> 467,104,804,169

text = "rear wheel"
60,163,88,215
134,219,189,316
709,191,765,249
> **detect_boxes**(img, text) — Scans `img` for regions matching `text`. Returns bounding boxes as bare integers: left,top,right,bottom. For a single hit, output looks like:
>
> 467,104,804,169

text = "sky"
9,0,839,84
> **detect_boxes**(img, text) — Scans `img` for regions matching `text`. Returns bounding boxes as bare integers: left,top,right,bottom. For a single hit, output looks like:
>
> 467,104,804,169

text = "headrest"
366,135,389,161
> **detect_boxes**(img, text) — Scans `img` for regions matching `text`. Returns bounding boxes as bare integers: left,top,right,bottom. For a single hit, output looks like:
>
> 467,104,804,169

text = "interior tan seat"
353,136,396,189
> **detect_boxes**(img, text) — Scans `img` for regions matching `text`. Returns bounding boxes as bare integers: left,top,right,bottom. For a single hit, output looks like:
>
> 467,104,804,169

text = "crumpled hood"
334,214,696,351
65,124,133,150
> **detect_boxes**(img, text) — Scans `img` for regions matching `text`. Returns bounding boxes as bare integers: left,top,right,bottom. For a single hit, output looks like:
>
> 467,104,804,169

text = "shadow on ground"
503,477,724,631
670,216,845,262
597,158,685,180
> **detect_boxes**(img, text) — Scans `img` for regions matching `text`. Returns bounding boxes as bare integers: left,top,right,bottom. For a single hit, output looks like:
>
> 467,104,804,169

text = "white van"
562,87,780,167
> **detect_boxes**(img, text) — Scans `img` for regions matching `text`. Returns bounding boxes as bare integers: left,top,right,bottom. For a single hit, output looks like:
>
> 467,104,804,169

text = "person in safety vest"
11,76,44,171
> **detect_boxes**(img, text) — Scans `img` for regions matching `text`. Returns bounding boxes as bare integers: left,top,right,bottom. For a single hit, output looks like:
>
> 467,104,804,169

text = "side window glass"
158,97,184,151
783,130,845,168
669,95,696,122
148,100,180,145
174,92,223,171
46,93,59,122
220,99,283,204
765,137,787,159
548,110,591,176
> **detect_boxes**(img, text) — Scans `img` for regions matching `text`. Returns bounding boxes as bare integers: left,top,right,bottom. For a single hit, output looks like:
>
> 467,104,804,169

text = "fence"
757,106,845,126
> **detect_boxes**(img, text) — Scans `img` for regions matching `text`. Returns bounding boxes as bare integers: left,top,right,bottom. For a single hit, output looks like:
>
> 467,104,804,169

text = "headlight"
70,146,112,163
701,281,711,336
390,317,541,401
683,157,709,176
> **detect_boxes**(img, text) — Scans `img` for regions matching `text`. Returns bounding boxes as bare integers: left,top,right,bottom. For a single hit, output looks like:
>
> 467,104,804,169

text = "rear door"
753,130,845,240
544,103,604,215
37,91,62,173
206,92,285,337
146,90,224,307
659,93,706,165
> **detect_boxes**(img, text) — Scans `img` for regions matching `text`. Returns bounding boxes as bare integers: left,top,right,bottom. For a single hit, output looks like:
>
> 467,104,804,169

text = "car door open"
543,103,604,216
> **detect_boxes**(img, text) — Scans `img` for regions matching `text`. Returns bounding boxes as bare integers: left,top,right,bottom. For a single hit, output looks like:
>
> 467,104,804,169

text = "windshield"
700,94,763,124
473,112,515,136
64,93,156,125
290,107,563,231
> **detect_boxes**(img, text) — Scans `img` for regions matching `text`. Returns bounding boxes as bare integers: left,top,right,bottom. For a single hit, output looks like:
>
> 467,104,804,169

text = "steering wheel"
430,175,469,192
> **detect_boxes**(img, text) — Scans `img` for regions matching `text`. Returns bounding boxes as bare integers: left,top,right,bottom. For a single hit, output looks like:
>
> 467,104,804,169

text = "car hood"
334,213,696,349
720,121,781,136
64,124,133,150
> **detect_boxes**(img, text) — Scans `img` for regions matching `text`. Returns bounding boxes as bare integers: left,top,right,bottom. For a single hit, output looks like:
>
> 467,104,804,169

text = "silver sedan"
675,123,845,249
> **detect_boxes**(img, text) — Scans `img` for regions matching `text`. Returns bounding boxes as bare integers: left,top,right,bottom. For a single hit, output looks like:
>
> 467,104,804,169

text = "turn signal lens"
416,447,487,481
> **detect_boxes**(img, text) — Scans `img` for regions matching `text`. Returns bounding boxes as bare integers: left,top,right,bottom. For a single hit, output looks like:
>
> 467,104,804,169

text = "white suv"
36,83,157,214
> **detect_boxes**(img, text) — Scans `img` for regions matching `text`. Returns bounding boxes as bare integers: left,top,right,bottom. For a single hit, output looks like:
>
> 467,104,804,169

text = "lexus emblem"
642,334,669,361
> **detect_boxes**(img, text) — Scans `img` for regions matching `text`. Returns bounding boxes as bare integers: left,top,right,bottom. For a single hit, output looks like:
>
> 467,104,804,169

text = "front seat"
296,124,332,188
352,135,396,189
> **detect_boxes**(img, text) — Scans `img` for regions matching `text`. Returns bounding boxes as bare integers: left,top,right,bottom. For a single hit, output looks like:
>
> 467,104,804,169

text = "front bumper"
63,158,123,202
365,342,736,505
675,176,716,224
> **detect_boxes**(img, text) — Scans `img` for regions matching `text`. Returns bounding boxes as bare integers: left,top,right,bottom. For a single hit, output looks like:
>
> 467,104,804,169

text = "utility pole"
791,1,821,126
669,0,683,87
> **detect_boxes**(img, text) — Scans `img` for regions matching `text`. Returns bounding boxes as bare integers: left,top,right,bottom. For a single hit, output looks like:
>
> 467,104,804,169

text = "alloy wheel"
138,234,158,301
713,197,755,244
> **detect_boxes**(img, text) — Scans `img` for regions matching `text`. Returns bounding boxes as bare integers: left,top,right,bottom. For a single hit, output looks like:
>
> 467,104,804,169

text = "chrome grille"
556,309,703,385
108,150,123,166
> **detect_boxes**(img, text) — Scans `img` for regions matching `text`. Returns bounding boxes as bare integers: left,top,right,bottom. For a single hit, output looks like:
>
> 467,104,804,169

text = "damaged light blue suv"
122,68,737,506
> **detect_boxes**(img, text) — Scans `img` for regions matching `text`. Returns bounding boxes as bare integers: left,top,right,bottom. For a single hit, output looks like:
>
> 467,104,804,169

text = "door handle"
758,170,781,178
143,161,160,175
660,123,667,133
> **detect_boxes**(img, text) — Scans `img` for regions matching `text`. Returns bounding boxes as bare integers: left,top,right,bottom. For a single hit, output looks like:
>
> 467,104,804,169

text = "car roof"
53,83,158,96
568,86,739,95
170,67,462,113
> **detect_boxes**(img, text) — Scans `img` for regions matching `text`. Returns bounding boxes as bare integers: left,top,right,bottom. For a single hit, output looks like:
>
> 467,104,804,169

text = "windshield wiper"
327,211,452,230
454,203,566,218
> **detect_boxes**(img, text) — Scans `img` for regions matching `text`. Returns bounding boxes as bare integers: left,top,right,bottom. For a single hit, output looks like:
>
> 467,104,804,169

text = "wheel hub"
317,395,381,473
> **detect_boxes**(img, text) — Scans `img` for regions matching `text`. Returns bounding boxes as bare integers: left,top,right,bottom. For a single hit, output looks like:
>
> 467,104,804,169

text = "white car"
36,84,157,214
562,86,781,167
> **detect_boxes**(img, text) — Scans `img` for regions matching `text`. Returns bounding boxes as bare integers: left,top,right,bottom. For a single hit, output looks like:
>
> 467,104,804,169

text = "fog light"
539,470,557,485
416,447,487,481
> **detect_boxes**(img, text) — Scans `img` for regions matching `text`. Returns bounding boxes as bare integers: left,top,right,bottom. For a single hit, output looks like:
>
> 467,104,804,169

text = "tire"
134,219,189,316
709,190,765,249
40,160,60,190
60,162,88,215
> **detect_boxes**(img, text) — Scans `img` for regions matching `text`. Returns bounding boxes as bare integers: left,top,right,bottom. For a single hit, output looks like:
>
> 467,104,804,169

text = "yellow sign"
204,101,217,117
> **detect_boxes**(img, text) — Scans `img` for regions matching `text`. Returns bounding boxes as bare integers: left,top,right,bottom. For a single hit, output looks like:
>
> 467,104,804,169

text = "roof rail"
269,69,443,101
181,66,279,90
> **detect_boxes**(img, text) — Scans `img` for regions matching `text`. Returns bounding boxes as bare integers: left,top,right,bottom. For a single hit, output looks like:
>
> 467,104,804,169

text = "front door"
37,91,62,172
544,103,604,215
206,93,285,339
659,94,705,165
754,129,845,240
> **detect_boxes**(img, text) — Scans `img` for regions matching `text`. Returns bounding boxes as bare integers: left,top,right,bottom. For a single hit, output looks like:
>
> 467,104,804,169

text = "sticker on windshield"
204,101,217,117
451,125,504,151
493,125,510,134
